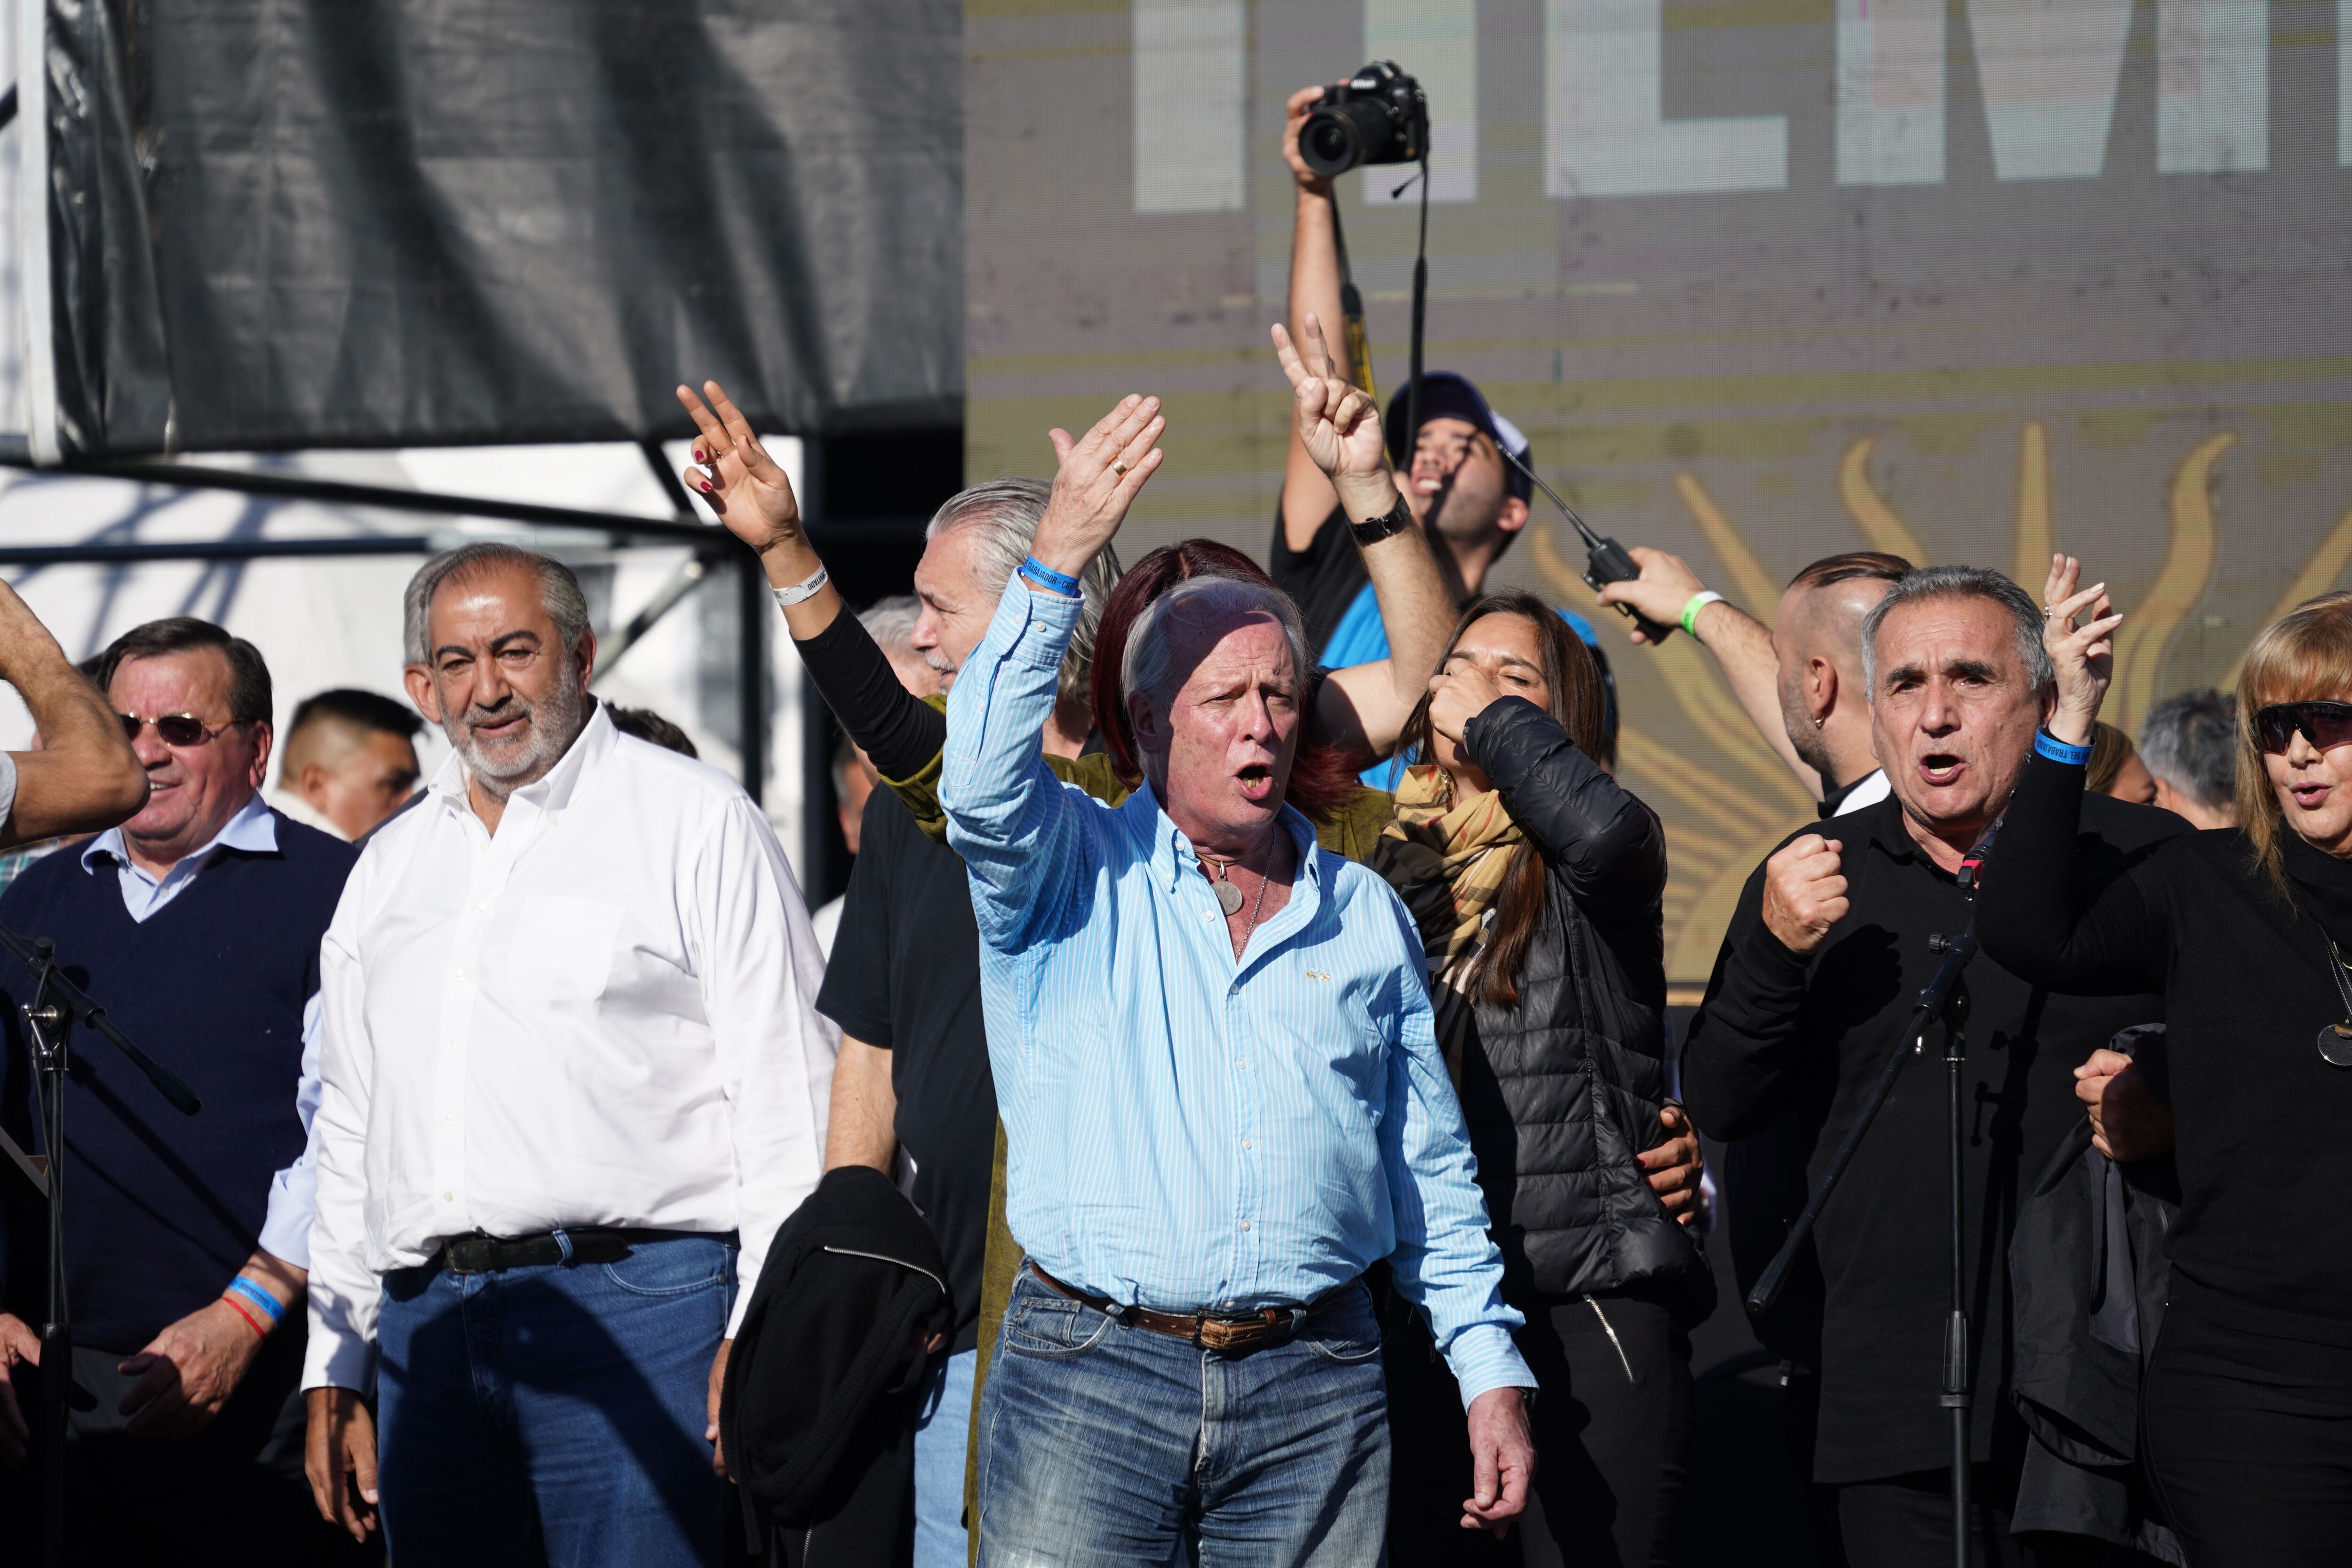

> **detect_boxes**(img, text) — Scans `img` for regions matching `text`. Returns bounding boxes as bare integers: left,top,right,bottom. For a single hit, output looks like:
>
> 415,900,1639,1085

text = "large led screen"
968,0,2352,987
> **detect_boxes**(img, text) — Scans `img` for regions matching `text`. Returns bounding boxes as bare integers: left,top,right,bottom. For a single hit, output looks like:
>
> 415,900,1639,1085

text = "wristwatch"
1349,492,1415,548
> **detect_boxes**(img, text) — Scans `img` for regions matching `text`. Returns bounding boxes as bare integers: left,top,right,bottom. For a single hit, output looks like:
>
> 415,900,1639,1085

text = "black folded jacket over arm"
791,611,946,782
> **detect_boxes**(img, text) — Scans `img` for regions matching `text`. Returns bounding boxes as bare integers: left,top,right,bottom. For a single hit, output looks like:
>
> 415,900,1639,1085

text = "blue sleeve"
940,581,1094,953
1371,884,1535,1407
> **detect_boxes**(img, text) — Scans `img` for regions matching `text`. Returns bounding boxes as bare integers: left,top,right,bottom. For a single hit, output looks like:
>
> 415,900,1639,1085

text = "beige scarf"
1373,764,1523,1075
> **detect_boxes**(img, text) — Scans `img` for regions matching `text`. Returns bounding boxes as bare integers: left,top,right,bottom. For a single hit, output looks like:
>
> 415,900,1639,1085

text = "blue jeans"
977,1267,1388,1566
914,1346,979,1568
374,1233,737,1568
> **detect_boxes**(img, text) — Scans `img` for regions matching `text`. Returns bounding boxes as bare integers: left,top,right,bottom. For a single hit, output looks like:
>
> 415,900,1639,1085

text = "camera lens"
1302,113,1361,177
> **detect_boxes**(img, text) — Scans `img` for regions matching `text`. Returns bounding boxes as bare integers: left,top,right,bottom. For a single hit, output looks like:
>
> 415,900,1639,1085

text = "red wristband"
220,1293,270,1338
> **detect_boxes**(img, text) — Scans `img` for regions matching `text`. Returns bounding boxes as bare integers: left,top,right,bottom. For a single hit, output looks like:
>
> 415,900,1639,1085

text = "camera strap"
1327,202,1378,406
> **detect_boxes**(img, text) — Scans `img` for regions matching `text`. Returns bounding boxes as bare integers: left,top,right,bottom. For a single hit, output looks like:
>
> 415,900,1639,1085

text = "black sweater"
1978,754,2352,1344
1681,790,2181,1484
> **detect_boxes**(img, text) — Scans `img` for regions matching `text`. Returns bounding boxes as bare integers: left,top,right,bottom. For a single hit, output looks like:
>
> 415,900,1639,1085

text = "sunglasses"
119,712,254,748
2256,701,2352,755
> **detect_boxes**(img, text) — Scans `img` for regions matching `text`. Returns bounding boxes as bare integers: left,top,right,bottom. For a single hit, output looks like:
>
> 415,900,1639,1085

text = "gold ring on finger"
1111,460,1130,477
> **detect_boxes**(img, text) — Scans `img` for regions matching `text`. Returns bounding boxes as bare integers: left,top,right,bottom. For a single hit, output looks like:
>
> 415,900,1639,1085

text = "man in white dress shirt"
300,544,834,1567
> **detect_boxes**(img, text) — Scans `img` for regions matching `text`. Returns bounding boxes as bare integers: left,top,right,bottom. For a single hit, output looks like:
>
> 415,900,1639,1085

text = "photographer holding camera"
1273,77,1549,724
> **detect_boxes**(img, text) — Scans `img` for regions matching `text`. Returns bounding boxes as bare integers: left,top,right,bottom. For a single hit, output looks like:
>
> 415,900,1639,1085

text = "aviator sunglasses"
2255,701,2352,756
119,711,255,747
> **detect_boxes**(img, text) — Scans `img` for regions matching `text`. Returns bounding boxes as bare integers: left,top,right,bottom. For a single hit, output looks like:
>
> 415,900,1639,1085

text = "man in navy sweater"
0,617,366,1565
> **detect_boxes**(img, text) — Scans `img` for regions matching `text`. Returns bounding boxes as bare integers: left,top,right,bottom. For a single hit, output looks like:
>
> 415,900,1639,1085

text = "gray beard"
445,668,588,802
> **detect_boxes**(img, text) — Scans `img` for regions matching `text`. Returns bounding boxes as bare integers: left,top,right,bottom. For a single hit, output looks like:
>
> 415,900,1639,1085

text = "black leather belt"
1030,1265,1358,1354
427,1227,731,1275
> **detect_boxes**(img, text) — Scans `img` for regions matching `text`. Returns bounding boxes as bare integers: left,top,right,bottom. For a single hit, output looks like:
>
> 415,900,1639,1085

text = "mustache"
462,695,535,729
921,649,957,676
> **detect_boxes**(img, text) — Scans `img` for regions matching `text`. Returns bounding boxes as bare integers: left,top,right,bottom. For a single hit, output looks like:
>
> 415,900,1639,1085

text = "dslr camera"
1299,61,1427,179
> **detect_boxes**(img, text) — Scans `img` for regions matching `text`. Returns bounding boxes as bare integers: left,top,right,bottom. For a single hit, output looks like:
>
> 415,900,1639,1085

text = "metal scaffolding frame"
0,450,773,804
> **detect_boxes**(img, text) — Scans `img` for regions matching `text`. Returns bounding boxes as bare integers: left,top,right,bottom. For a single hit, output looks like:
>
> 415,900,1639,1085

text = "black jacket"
1681,790,2180,1484
1384,697,1709,1313
2007,1027,2181,1562
722,1165,954,1558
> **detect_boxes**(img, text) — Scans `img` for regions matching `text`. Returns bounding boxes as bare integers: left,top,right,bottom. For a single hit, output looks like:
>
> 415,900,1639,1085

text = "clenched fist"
1762,835,1849,955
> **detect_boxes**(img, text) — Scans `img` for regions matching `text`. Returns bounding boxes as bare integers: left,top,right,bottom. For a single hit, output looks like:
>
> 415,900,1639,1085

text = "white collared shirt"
302,704,836,1391
82,790,279,921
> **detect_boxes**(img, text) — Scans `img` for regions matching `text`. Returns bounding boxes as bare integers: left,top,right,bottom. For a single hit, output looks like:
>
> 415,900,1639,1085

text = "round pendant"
1216,878,1245,916
2320,1023,2352,1068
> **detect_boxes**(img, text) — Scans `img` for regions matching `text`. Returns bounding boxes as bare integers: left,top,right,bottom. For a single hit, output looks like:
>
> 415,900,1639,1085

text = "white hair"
926,478,1120,715
856,595,922,663
1120,576,1309,717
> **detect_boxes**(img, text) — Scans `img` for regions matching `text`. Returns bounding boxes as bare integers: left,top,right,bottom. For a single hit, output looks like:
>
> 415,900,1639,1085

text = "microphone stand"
1747,838,1994,1568
0,920,199,1568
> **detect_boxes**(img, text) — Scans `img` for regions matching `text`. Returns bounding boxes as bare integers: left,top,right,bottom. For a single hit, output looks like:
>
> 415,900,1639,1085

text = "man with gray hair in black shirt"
1681,564,2181,1566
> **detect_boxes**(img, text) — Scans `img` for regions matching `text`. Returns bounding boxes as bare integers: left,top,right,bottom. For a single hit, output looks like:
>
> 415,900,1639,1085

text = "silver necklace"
2317,938,2352,1067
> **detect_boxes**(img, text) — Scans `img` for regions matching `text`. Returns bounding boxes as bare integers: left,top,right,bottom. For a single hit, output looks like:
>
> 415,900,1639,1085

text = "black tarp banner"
26,0,959,462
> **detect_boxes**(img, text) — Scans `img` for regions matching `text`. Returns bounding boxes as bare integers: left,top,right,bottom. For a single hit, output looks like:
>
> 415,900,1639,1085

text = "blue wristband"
225,1276,284,1324
2034,729,2094,766
1017,556,1082,598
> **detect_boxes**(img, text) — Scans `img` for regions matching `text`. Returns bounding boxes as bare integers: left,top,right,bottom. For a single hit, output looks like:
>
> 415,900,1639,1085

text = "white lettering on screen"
1543,0,1789,198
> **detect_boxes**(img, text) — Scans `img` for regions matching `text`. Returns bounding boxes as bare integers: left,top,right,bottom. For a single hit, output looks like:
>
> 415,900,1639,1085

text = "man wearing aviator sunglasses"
0,616,363,1563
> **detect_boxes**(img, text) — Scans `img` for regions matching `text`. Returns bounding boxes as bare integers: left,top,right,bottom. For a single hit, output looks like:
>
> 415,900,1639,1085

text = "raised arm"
1272,317,1454,764
1279,85,1360,555
941,398,1164,950
1976,559,2169,994
0,580,146,844
675,380,945,778
1595,548,1814,796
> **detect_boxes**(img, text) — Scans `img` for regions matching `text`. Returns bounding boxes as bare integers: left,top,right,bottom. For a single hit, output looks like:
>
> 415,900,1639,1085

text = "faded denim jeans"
374,1233,736,1568
977,1266,1388,1567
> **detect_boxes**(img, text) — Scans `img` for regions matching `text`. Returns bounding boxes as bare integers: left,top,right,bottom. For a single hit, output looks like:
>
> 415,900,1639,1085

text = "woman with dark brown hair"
1981,571,2352,1565
1370,589,1711,1567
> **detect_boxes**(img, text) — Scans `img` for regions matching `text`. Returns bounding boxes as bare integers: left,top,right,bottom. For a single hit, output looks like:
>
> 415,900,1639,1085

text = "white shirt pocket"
506,895,626,1003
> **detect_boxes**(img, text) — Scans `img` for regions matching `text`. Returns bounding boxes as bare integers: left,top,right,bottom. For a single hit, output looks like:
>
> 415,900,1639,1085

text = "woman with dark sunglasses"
1978,570,2352,1567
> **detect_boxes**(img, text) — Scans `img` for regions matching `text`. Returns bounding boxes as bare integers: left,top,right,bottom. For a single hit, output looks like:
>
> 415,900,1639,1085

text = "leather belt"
1030,1265,1356,1355
426,1227,731,1275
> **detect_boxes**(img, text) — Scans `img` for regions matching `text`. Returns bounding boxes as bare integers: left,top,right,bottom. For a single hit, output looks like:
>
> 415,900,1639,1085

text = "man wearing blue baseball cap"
1272,88,1613,791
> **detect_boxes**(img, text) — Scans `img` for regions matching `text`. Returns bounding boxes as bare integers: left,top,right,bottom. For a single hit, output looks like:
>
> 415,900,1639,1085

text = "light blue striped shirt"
942,582,1533,1406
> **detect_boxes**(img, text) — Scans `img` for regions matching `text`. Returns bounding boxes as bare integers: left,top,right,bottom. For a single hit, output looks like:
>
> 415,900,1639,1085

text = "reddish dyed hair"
1089,539,1365,823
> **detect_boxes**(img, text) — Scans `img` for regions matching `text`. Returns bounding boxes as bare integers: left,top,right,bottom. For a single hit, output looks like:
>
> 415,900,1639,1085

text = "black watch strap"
1349,492,1415,547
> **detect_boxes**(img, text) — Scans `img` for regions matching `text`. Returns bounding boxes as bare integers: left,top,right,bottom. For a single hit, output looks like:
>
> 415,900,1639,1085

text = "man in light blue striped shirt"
942,399,1536,1563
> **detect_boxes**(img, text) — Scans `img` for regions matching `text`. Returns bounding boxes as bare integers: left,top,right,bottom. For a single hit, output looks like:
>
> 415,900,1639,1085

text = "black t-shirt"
1269,504,1363,661
815,787,996,1354
1681,791,2183,1485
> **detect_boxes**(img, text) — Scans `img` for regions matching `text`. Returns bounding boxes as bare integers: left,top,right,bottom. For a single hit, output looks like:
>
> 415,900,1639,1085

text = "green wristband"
1680,590,1724,637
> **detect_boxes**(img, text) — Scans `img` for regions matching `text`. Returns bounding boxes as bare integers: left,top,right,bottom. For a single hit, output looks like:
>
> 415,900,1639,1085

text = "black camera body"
1300,62,1427,179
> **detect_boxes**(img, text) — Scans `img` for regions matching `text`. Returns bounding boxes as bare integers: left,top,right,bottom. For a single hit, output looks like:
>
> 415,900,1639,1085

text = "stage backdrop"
17,0,961,460
967,0,2352,990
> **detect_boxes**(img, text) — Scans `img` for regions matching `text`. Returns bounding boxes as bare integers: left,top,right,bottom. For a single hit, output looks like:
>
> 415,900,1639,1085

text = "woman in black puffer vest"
1370,589,1714,1568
